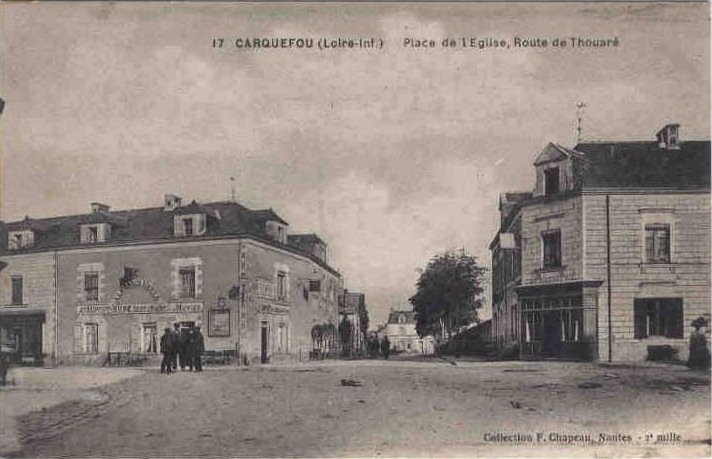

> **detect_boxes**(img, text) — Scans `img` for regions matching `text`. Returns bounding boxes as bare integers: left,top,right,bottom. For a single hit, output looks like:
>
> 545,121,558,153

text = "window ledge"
638,263,677,273
536,265,567,274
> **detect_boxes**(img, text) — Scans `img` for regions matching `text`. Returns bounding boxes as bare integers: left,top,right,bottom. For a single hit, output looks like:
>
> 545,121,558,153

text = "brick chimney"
164,194,182,212
91,202,110,213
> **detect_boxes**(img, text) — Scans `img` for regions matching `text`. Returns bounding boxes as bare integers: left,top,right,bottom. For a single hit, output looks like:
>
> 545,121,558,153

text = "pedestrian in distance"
160,327,174,374
193,326,205,372
687,316,710,371
381,336,390,360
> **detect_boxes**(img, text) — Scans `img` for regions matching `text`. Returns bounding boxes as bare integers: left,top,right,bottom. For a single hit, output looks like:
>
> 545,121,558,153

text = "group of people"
365,334,390,359
160,323,205,374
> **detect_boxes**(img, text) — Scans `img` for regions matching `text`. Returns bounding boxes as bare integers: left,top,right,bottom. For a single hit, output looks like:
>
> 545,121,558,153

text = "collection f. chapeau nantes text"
212,36,619,51
483,431,683,445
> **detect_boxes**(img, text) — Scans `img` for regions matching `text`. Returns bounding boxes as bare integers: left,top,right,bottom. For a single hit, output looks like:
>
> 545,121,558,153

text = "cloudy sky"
1,3,709,327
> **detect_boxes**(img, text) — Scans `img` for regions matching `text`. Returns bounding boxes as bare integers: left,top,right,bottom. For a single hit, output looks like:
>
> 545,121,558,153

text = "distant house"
385,310,435,354
490,124,710,361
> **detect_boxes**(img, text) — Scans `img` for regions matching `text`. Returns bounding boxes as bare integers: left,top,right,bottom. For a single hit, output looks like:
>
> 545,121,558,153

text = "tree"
409,249,486,340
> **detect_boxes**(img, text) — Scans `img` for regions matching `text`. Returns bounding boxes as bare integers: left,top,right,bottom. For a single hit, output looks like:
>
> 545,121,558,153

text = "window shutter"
645,232,654,262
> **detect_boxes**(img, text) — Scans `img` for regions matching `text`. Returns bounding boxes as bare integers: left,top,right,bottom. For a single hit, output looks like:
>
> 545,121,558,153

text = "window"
11,276,23,305
142,323,158,353
88,226,98,243
645,224,671,263
277,324,287,353
85,323,99,354
544,167,560,195
398,315,405,324
634,298,683,339
276,271,287,301
183,218,194,236
542,231,562,268
120,267,138,287
309,280,321,292
84,273,99,301
179,267,196,298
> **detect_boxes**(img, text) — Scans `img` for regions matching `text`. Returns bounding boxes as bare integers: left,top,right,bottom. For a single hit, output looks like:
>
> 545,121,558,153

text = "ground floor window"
142,322,158,353
634,298,683,339
277,323,288,353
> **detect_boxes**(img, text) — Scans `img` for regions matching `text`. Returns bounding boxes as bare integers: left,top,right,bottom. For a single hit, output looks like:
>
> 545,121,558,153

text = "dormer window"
7,230,35,250
544,167,560,195
656,124,681,150
80,224,110,244
174,214,206,237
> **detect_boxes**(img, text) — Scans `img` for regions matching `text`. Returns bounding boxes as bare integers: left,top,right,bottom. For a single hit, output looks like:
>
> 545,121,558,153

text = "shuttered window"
84,273,99,301
179,267,196,298
645,224,671,263
11,276,23,305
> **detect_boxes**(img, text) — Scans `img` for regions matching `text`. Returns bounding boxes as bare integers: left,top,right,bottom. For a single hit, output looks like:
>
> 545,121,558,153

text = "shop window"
142,323,158,353
634,298,683,339
645,224,671,263
85,273,99,301
542,230,562,268
179,267,196,298
11,276,23,305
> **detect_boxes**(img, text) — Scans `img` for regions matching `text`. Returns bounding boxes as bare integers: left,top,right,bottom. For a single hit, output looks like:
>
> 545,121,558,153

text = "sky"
1,2,709,328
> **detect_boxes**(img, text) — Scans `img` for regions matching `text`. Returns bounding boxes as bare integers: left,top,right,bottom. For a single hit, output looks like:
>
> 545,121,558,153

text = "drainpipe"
605,196,612,362
54,250,59,367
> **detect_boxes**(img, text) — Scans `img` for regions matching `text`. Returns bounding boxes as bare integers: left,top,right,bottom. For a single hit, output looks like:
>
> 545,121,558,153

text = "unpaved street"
16,359,711,457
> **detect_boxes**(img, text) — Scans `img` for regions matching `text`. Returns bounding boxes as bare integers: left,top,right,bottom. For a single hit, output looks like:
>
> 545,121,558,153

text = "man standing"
160,327,174,374
381,336,390,360
193,326,205,372
171,323,180,371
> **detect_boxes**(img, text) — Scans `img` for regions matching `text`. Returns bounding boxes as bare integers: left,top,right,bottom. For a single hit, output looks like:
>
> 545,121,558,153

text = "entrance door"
260,323,269,364
541,311,560,357
8,317,43,365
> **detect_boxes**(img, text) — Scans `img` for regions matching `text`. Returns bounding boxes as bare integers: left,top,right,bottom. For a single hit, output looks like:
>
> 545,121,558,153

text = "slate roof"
387,310,417,324
573,140,710,189
1,201,338,275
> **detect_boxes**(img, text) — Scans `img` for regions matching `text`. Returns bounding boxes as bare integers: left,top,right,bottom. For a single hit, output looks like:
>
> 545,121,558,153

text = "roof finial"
575,102,587,144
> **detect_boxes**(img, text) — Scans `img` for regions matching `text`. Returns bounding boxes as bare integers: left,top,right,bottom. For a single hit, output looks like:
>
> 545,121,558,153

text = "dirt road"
16,359,711,457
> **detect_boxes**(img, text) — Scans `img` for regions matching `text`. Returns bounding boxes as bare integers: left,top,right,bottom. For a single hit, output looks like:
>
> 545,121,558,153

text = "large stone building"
490,124,710,361
0,195,343,366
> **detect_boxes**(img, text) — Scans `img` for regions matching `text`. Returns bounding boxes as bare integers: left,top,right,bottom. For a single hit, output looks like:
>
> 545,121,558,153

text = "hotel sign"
77,302,204,315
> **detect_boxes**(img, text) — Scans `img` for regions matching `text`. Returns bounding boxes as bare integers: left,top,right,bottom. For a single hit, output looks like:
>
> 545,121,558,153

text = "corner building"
490,124,710,361
0,195,342,365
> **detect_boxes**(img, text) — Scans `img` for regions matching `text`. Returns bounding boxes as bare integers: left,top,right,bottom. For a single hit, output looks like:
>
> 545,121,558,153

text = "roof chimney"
164,194,182,212
655,124,680,150
91,202,110,213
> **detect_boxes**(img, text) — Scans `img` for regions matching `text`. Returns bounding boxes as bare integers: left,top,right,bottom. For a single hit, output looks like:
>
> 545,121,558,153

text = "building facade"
339,292,368,356
0,195,342,366
490,124,710,361
385,310,435,355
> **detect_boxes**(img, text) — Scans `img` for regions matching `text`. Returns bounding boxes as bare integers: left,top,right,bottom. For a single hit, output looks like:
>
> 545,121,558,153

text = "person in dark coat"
177,326,190,371
192,326,205,372
171,323,180,370
381,336,390,360
687,317,710,371
160,327,174,374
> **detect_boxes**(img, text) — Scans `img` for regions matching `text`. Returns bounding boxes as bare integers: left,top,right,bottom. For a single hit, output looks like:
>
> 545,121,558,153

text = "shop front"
516,281,601,361
0,309,46,365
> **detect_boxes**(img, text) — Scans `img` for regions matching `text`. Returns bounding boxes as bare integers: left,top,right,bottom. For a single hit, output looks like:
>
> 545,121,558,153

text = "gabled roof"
574,140,710,189
533,142,583,166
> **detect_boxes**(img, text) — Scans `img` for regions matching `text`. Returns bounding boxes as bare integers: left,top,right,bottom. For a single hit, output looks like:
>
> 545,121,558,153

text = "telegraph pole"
575,102,586,144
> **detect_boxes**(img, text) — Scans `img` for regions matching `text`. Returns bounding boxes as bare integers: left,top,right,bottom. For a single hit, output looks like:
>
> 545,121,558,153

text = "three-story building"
490,124,710,361
0,195,342,365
